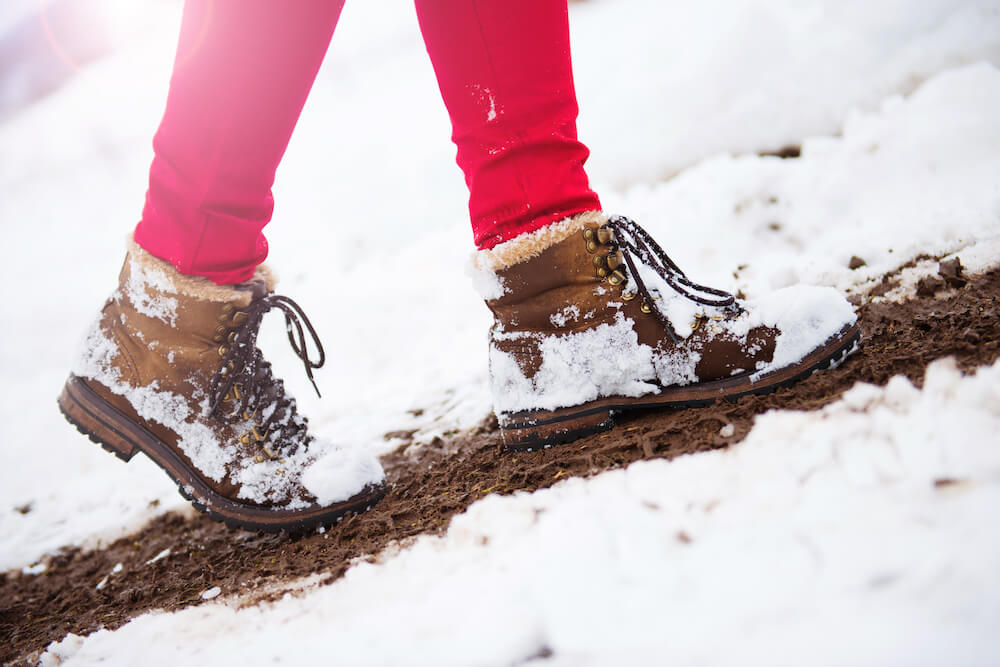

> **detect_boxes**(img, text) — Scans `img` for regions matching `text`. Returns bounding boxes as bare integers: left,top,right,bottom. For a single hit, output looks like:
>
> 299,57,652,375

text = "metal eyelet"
583,228,595,241
217,345,228,357
640,302,652,314
586,240,597,253
607,252,623,270
608,269,627,286
621,291,636,301
231,311,248,326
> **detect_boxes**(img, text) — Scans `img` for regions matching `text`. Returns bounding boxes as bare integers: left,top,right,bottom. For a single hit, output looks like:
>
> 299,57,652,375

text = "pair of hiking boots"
58,213,859,533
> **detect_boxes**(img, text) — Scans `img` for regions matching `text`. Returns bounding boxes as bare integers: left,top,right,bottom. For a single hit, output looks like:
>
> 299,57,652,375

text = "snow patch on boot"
466,257,507,300
73,323,232,482
490,312,701,413
300,442,386,507
733,286,857,378
123,252,180,325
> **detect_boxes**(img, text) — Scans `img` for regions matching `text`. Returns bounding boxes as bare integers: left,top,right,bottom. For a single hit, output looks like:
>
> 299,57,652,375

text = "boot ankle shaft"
108,258,260,384
487,224,621,332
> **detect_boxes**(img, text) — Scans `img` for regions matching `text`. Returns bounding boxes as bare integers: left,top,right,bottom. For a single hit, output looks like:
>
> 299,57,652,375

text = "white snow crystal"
145,548,170,565
201,586,221,600
549,304,581,328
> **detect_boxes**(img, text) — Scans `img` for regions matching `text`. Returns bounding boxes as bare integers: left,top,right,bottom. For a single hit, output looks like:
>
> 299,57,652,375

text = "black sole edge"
57,393,385,537
503,417,615,452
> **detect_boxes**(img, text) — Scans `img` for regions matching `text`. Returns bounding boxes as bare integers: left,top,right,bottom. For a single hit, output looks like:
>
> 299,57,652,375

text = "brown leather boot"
58,240,385,532
472,212,861,449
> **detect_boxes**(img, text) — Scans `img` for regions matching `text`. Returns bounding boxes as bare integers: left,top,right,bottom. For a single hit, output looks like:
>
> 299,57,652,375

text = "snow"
144,548,169,565
21,561,47,575
490,312,664,413
39,358,1000,666
743,285,858,374
1,0,999,662
200,587,221,601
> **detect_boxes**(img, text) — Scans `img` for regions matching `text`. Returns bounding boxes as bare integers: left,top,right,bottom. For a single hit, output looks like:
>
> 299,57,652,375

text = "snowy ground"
1,0,999,663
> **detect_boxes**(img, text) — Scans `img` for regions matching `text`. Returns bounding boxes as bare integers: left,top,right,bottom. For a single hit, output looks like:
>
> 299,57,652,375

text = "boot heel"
499,407,615,451
58,376,139,462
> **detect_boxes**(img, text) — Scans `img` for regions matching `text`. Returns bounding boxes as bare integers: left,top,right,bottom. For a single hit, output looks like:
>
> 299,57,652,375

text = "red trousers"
134,0,601,284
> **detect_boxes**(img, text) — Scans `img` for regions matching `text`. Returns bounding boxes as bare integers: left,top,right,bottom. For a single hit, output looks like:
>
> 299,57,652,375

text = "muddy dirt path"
3,265,999,664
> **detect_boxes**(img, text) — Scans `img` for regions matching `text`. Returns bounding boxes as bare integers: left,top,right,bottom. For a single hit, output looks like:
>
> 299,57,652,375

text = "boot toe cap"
747,285,857,373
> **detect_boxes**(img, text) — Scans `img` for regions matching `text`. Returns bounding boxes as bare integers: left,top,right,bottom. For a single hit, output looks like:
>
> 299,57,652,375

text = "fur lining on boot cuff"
467,211,607,300
127,237,277,306
475,210,608,273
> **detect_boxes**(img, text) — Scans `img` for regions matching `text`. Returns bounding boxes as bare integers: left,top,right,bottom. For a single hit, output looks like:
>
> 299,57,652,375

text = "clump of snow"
737,285,858,376
491,312,697,413
145,548,170,565
123,254,178,325
548,304,581,328
21,561,47,575
300,443,386,506
38,633,85,666
95,561,125,590
201,587,221,600
466,256,508,300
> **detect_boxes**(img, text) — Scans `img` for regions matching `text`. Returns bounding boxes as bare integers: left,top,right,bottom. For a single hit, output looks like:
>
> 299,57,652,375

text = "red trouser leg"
134,0,345,284
415,0,601,250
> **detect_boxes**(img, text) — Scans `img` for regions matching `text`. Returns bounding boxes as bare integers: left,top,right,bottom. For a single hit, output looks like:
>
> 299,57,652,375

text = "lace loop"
605,215,738,343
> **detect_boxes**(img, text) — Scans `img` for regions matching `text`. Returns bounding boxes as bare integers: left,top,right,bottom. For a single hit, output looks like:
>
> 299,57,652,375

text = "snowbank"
41,357,1000,666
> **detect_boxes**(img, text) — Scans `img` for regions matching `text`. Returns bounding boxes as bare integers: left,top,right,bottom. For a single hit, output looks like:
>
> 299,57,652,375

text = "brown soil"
3,265,999,665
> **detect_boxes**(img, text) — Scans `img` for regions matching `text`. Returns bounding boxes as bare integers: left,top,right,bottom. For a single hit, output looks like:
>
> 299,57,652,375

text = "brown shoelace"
606,215,738,343
210,294,325,457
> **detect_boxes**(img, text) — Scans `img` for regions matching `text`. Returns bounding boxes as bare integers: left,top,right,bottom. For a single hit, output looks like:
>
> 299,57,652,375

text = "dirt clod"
3,267,1000,664
916,274,946,297
939,258,967,288
849,256,867,270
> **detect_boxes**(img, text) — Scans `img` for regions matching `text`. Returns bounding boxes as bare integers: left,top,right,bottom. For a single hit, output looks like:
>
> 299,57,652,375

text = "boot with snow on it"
58,240,385,533
473,211,861,450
